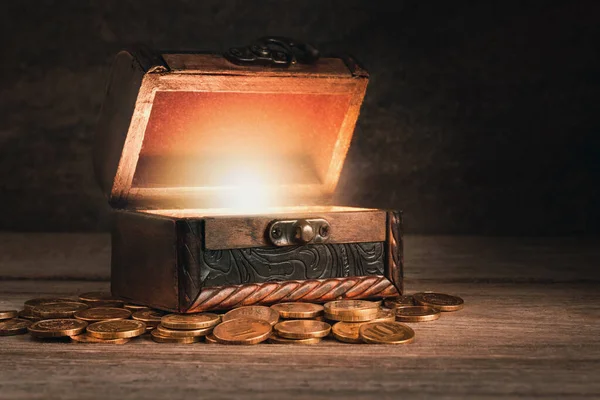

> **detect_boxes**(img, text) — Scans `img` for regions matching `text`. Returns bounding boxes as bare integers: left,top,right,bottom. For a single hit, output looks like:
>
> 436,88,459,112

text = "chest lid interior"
94,47,369,211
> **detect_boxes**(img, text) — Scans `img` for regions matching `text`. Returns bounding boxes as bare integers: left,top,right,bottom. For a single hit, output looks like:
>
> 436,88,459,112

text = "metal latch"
224,36,320,68
268,218,331,247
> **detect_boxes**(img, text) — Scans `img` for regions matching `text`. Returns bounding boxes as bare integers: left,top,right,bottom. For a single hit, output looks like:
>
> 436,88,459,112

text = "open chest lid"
94,43,369,211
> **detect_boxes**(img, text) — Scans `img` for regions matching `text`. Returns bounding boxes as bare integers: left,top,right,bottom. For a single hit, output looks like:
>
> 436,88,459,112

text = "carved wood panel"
177,220,385,307
201,242,384,287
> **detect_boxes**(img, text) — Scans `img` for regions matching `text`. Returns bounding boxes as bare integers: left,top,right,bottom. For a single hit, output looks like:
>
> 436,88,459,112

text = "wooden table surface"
1,234,599,399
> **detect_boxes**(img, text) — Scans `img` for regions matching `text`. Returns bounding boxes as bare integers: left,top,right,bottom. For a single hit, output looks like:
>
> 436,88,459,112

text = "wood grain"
0,279,598,399
0,234,599,400
92,50,145,204
162,53,353,77
1,234,597,283
0,233,110,280
111,211,179,310
204,209,386,249
1,232,599,399
95,50,368,208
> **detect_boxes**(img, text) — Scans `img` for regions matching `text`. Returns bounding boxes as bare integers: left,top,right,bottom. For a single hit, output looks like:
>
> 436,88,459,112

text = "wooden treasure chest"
94,39,403,313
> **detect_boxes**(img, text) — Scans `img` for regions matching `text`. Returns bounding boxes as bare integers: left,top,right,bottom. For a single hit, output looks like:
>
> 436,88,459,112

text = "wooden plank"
0,234,599,282
0,280,598,399
0,233,110,280
404,236,600,283
109,73,157,205
111,211,179,310
162,54,353,77
102,56,367,208
93,51,146,202
322,76,368,192
154,74,361,93
204,209,386,249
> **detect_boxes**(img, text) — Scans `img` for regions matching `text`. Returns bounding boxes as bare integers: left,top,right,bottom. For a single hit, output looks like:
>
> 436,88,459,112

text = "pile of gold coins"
0,291,464,345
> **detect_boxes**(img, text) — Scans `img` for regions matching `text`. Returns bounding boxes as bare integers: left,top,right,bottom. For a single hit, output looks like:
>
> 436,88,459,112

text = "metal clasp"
268,218,331,247
224,36,320,68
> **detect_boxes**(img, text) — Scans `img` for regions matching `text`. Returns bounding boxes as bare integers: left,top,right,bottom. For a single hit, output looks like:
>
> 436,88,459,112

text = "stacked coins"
0,292,149,343
212,306,279,344
269,303,329,344
325,300,415,344
0,310,30,336
152,313,220,343
132,309,165,332
0,291,465,345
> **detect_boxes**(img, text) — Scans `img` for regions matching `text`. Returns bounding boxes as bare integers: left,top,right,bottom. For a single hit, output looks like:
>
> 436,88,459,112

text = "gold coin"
0,318,32,336
213,318,272,345
78,292,124,308
33,301,89,318
74,307,132,322
323,300,379,321
270,303,324,319
28,319,88,338
84,300,124,308
156,324,213,338
151,330,202,344
124,304,149,311
204,333,218,344
268,334,322,344
370,308,397,323
161,313,220,330
24,298,73,311
132,309,165,326
0,310,18,320
87,319,146,339
222,306,279,326
331,321,363,343
395,306,441,322
70,333,130,344
324,300,379,314
384,295,415,309
413,292,464,312
274,320,331,339
329,309,395,343
18,308,42,322
324,309,379,322
359,321,415,344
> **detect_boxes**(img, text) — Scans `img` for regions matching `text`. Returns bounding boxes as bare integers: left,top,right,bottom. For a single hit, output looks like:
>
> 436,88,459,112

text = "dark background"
0,0,598,234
